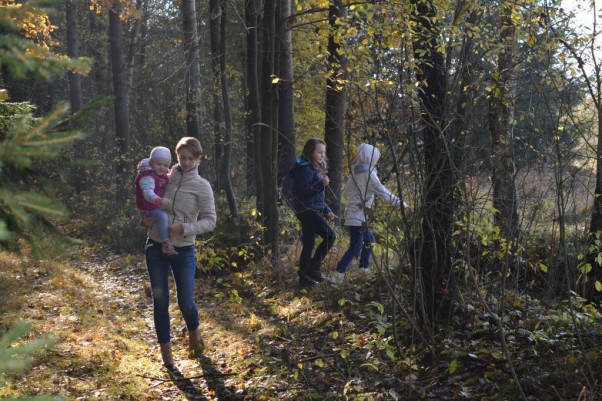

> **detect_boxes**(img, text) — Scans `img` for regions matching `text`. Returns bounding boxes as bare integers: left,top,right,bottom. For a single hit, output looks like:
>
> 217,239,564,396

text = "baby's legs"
146,209,170,242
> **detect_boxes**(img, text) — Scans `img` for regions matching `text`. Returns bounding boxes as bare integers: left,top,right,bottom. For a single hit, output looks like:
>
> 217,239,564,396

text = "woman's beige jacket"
148,165,216,247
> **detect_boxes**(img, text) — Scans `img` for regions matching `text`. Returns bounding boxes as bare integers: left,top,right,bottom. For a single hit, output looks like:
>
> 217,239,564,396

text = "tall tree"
489,0,519,243
108,1,131,203
412,0,455,327
66,0,82,114
245,0,262,198
87,4,111,152
542,2,602,299
218,0,238,215
209,0,225,180
182,0,202,139
258,0,279,253
324,0,347,219
277,0,296,203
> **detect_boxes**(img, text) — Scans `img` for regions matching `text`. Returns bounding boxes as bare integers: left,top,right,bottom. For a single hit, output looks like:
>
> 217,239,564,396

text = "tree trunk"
109,1,130,204
277,0,296,204
66,0,82,114
412,0,455,328
489,0,519,243
209,0,225,184
182,0,203,140
246,0,262,199
324,0,347,220
219,0,238,216
590,111,602,233
88,7,110,152
259,0,279,254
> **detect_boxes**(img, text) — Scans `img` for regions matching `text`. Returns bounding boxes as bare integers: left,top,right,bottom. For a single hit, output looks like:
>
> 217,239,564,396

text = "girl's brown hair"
301,138,327,172
176,137,203,158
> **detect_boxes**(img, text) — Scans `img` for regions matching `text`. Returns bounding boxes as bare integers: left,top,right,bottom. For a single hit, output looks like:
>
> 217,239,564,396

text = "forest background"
2,0,602,399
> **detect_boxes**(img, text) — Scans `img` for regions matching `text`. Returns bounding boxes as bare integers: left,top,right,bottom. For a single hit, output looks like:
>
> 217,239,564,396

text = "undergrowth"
1,233,601,400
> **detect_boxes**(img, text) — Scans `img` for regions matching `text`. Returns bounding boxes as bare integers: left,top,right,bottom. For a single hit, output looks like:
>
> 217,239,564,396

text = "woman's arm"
180,180,217,236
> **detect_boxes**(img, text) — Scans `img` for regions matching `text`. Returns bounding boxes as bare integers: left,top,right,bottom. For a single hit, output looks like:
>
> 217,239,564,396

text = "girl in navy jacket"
288,138,336,287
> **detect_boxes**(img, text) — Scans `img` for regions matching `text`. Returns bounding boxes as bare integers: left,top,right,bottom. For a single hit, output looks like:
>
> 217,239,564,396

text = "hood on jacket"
295,156,310,166
288,156,310,179
353,143,380,174
137,158,152,173
356,144,380,167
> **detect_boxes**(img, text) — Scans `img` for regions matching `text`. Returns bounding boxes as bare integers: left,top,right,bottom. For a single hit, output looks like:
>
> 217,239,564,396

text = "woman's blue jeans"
336,225,375,273
145,238,199,343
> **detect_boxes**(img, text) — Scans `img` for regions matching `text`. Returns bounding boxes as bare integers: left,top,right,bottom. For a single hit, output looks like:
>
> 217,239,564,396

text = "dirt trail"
1,248,258,400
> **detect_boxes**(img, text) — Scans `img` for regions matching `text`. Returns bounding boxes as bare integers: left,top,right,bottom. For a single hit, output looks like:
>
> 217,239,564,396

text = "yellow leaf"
595,281,602,292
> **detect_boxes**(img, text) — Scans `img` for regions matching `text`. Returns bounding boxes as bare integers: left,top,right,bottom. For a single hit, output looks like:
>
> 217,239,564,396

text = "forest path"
0,245,332,400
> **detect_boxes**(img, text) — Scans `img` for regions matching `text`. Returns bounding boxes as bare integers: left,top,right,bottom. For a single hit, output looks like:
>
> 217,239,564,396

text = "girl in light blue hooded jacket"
331,143,408,284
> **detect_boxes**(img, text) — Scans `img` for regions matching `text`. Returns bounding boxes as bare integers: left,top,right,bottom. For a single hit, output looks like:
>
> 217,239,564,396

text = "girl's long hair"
301,138,327,173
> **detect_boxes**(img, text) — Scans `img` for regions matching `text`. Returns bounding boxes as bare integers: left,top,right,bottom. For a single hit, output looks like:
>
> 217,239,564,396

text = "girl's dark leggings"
295,209,336,273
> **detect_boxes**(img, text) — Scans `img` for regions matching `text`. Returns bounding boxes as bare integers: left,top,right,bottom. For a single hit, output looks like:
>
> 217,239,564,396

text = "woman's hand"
168,223,184,236
326,211,335,220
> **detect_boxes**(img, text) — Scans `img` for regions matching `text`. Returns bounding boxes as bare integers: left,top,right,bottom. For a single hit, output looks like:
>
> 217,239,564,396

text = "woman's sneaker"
358,267,370,274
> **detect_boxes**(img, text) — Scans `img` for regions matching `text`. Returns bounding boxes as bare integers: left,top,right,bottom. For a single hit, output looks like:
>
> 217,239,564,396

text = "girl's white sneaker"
329,271,345,285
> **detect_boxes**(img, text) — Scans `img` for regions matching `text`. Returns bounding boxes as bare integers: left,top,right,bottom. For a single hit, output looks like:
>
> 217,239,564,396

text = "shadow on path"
193,353,243,400
148,355,243,401
166,367,208,401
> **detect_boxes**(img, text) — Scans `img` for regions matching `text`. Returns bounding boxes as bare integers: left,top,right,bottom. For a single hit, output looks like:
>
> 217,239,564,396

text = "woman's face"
177,147,200,172
311,143,326,165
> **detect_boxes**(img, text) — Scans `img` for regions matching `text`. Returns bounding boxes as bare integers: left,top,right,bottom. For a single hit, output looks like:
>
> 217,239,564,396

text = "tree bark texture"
324,0,347,220
66,0,82,114
259,0,279,252
109,1,131,204
277,0,296,205
245,0,262,198
182,0,203,140
412,0,455,327
489,0,519,242
209,0,225,185
219,0,238,216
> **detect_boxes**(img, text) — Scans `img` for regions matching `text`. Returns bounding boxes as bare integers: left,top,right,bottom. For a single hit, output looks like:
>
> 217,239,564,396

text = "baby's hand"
160,198,172,208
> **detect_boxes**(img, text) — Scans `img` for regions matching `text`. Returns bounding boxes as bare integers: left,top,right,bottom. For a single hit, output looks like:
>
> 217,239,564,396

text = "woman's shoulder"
184,172,213,189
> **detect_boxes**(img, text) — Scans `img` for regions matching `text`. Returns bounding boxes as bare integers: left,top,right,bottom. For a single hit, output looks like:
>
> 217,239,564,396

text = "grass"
1,203,602,400
0,241,404,400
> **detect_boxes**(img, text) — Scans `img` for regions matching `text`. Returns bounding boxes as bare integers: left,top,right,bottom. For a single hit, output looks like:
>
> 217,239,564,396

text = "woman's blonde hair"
176,137,203,158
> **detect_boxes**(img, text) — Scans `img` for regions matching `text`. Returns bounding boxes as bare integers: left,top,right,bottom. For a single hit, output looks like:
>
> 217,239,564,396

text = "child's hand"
160,198,172,208
326,211,336,220
322,174,330,186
